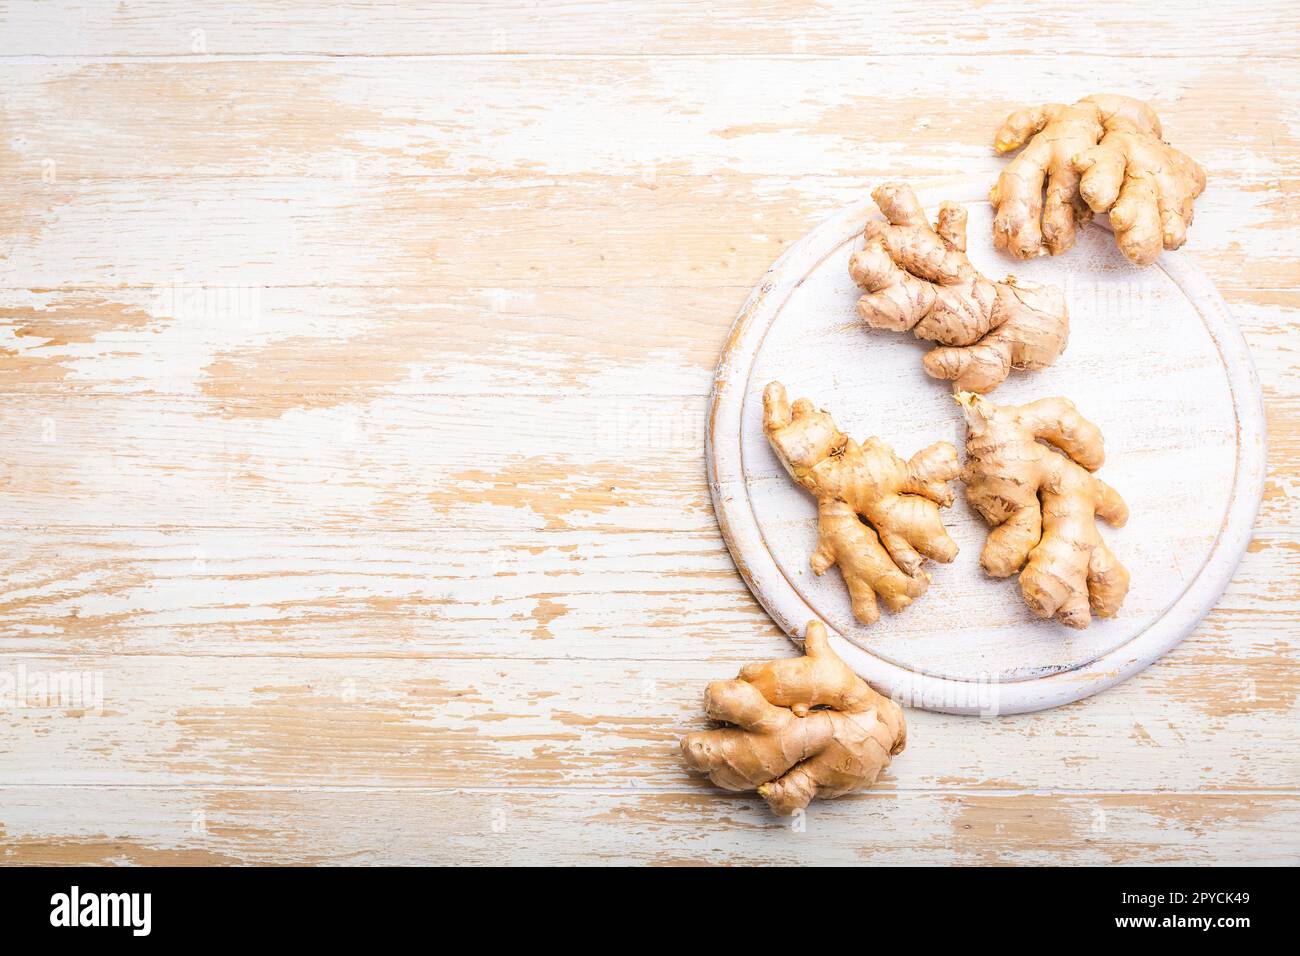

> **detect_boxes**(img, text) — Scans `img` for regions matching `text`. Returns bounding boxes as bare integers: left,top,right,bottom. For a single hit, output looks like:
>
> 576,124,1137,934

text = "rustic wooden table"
1,1,1296,865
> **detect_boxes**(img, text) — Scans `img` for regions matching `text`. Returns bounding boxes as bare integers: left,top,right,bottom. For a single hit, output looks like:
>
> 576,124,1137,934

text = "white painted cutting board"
708,182,1266,715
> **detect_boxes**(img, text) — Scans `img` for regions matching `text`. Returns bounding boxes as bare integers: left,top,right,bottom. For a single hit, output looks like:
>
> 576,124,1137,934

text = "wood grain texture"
3,1,1299,57
0,0,1297,865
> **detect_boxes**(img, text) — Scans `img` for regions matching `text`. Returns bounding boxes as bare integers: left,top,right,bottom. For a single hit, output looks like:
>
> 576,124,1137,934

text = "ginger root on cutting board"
990,94,1206,266
680,620,906,815
763,381,960,625
849,183,1069,393
957,391,1130,629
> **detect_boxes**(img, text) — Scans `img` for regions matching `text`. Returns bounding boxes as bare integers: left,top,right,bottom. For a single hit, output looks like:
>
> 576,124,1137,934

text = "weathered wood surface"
0,0,1297,865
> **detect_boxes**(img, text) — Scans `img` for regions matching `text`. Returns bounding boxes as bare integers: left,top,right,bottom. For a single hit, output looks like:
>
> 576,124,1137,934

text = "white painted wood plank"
3,287,1293,401
0,642,1294,791
0,59,1296,292
2,1,1298,58
2,787,1296,866
0,527,1292,660
1,392,1289,536
0,287,717,399
1,57,1292,185
0,392,713,531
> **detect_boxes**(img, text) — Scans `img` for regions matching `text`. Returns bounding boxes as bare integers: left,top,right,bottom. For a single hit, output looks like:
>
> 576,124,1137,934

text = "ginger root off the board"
990,94,1206,266
763,381,960,625
849,183,1069,393
680,620,906,815
958,391,1130,629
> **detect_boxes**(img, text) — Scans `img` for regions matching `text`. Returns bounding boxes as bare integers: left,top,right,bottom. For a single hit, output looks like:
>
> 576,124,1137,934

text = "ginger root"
957,391,1130,629
849,183,1069,393
680,620,906,815
990,94,1206,266
763,381,960,624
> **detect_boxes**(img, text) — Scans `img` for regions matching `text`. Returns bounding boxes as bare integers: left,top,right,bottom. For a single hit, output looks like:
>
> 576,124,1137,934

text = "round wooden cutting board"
707,182,1266,715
